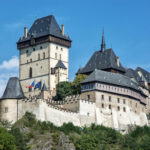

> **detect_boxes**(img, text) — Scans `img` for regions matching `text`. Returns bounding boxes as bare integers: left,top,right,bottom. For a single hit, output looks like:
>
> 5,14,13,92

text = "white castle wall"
0,97,148,130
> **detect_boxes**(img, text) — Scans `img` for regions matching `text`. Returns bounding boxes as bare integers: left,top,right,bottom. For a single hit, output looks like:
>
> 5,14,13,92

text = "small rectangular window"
123,107,126,112
101,95,104,100
123,99,126,104
109,96,111,102
102,103,104,108
117,98,120,103
51,68,55,74
29,88,32,92
109,105,111,109
55,53,57,59
38,54,40,60
87,95,90,100
5,107,8,113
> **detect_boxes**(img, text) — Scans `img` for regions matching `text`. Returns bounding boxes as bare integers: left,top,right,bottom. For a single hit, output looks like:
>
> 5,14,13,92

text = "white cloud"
0,72,19,97
0,56,19,70
0,56,19,97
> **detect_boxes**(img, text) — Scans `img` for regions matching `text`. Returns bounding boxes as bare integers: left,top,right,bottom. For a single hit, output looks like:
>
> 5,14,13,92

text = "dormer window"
26,50,28,53
40,46,43,49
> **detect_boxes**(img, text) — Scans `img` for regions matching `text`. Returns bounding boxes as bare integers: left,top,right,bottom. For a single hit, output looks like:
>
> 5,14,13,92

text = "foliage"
0,120,13,129
54,81,73,100
2,112,150,150
10,127,29,150
0,127,17,150
72,74,88,95
54,74,87,100
59,122,81,134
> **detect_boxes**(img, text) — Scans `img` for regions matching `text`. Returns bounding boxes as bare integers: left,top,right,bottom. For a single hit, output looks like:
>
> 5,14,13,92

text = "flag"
34,81,41,90
26,81,35,88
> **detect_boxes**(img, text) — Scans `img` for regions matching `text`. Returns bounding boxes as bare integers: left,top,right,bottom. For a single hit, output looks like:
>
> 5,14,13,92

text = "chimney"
61,24,64,36
24,27,27,38
116,56,120,66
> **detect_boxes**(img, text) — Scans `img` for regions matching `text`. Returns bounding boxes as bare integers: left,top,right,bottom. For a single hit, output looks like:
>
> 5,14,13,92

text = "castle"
0,15,150,131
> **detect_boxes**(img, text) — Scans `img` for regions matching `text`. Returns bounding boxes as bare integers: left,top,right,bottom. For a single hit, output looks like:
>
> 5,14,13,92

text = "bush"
10,127,29,150
75,135,98,150
59,122,81,134
0,127,17,150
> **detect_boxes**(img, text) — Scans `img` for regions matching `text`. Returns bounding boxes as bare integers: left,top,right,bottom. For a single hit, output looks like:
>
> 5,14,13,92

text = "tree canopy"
54,74,87,100
0,127,17,150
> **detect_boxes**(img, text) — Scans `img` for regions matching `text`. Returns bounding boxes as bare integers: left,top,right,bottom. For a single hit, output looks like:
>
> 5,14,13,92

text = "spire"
101,28,106,52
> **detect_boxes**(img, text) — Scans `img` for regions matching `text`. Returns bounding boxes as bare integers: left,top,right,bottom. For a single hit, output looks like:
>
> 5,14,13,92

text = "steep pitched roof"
125,68,141,84
1,77,25,100
18,15,71,42
41,83,47,91
77,48,125,74
55,60,67,69
136,67,150,83
81,69,139,91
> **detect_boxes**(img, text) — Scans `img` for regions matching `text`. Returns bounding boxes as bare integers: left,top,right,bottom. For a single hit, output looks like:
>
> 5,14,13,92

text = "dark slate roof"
81,69,140,91
41,83,47,91
77,48,125,74
18,15,71,42
1,77,25,100
136,67,150,83
55,60,67,69
125,68,141,84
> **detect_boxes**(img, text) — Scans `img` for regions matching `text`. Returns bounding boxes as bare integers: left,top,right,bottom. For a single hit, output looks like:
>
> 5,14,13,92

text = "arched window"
117,106,120,111
43,52,45,59
29,67,32,78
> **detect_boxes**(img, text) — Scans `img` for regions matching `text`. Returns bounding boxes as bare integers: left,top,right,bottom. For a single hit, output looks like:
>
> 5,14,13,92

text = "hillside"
0,112,150,150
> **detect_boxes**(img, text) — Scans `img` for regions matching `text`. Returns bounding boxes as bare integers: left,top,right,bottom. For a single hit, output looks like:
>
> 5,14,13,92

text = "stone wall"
0,94,148,130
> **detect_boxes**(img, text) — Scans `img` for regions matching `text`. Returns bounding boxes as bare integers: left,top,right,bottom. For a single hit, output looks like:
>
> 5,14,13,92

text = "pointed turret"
101,29,106,52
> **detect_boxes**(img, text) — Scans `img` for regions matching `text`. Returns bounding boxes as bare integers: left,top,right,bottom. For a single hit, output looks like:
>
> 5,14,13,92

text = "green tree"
72,74,87,94
54,81,73,100
0,127,17,150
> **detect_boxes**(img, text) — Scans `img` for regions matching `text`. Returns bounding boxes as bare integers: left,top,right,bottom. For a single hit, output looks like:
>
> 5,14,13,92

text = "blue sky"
0,0,150,96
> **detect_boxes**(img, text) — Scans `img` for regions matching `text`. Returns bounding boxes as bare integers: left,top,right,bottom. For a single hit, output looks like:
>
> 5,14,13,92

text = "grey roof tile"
77,48,125,74
81,69,140,91
55,60,67,69
136,67,150,83
1,77,25,100
41,83,47,91
18,15,71,42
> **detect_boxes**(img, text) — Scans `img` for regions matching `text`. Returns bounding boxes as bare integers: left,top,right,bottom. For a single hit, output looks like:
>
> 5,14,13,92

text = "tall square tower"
17,15,71,97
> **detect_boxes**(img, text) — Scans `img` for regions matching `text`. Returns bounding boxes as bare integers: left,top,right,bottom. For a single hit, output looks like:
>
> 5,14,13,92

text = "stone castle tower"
17,15,71,97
